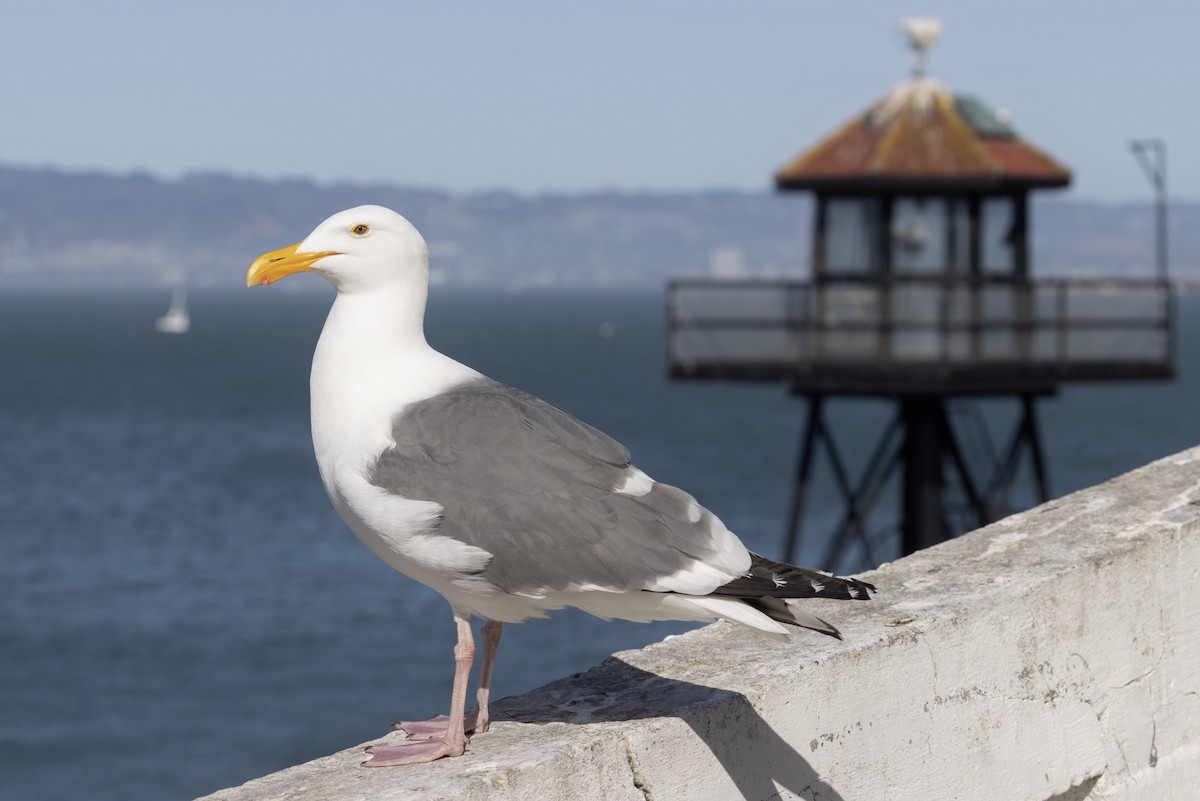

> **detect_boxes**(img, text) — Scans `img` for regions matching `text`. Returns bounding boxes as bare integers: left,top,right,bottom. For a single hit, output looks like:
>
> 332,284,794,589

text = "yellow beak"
245,243,340,287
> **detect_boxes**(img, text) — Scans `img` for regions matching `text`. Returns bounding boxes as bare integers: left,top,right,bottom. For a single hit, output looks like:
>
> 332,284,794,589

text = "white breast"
308,292,486,587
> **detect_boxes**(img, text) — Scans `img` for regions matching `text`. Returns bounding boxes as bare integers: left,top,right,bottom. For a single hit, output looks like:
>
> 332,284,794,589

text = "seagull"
246,205,874,767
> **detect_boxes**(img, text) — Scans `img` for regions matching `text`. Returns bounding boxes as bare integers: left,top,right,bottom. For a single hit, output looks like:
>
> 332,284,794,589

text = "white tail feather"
685,596,790,635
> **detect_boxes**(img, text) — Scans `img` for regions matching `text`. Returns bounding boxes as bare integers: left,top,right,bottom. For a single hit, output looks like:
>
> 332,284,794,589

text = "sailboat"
155,288,190,334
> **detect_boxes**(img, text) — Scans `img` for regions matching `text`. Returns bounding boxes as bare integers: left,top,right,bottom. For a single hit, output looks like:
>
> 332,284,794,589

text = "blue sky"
2,1,1194,200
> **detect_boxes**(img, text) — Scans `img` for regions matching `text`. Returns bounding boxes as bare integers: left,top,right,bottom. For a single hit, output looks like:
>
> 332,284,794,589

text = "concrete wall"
199,447,1200,801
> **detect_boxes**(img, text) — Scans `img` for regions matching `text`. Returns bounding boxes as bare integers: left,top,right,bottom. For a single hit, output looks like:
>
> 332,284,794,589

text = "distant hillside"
0,164,1194,289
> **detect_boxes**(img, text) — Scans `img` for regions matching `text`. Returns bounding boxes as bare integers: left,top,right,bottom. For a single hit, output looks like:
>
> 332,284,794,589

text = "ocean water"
1,288,1196,801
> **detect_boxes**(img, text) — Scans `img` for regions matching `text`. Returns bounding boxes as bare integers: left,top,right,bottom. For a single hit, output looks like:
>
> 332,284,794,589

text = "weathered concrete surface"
199,447,1200,801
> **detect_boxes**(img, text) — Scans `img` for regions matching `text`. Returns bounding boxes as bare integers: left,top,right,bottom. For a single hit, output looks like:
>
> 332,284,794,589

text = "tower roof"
775,77,1072,193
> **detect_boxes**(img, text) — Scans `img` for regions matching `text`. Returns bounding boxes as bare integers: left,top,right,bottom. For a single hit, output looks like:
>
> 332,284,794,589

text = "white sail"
155,289,190,334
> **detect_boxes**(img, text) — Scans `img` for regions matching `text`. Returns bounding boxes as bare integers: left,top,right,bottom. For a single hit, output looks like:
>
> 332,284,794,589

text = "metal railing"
668,276,1174,381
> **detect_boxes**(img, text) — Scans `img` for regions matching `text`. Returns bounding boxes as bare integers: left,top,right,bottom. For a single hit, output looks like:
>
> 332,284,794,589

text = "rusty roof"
775,79,1071,192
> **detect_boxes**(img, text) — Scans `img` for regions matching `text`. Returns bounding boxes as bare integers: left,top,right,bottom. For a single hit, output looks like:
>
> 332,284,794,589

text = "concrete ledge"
200,447,1200,801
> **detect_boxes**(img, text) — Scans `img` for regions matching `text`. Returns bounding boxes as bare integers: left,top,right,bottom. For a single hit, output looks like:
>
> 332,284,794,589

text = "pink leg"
395,620,504,739
467,620,503,734
364,614,474,767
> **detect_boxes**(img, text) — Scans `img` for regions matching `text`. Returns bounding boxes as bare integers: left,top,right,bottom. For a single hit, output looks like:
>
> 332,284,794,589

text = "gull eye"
350,224,370,237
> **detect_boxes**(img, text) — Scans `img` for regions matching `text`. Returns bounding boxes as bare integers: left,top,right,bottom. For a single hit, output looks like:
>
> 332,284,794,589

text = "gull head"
246,205,429,295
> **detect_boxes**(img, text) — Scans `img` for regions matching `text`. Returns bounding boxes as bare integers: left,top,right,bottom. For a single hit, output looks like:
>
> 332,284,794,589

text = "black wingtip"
715,554,878,601
847,577,876,600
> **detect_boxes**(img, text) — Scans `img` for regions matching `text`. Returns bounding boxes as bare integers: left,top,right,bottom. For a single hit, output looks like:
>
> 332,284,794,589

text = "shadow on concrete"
493,656,846,801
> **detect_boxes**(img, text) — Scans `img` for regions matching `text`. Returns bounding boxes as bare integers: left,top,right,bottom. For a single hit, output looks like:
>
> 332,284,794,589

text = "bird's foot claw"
363,737,465,767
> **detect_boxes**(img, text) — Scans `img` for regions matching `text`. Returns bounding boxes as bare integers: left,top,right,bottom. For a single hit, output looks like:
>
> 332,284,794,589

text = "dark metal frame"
680,116,1171,569
665,273,1173,569
779,391,1052,571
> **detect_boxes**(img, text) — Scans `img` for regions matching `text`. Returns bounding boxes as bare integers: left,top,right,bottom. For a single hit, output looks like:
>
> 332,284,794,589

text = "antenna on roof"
899,17,942,78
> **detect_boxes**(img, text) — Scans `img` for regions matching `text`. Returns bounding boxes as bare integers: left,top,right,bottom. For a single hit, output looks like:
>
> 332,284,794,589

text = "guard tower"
667,20,1174,569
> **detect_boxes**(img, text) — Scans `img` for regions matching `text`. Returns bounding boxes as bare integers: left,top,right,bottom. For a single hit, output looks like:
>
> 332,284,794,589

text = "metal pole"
782,396,823,564
1022,394,1051,504
901,395,948,554
1129,139,1168,281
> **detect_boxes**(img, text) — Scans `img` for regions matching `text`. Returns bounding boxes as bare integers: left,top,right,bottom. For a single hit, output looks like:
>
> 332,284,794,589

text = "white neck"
308,286,479,492
323,282,429,349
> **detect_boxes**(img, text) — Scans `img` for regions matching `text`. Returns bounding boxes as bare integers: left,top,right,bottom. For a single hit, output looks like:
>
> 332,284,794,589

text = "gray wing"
368,378,743,595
